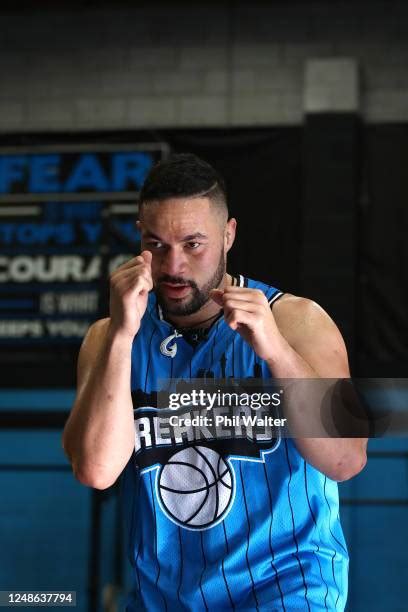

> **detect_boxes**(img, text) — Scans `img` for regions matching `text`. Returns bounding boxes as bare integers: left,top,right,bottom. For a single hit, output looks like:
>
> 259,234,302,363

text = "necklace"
177,308,223,332
177,309,223,346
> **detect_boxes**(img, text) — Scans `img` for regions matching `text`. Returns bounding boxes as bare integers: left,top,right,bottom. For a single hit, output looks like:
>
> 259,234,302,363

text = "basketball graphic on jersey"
157,445,234,529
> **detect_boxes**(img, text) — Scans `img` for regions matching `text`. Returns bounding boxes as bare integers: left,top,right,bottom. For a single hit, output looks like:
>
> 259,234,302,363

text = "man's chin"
157,293,195,316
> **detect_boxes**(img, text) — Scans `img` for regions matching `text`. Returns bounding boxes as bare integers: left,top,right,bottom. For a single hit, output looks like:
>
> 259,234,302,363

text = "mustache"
157,274,197,289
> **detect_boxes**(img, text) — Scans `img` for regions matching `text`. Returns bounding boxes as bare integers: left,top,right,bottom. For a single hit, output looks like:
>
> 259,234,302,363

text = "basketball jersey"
121,275,349,611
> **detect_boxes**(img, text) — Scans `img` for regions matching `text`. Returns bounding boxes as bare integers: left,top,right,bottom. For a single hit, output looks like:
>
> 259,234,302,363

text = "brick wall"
0,1,407,132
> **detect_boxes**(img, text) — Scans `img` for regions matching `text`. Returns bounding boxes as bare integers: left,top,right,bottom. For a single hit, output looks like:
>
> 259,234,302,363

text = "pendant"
160,330,183,358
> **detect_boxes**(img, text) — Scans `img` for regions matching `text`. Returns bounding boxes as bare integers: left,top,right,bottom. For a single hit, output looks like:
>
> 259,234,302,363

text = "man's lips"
160,282,191,298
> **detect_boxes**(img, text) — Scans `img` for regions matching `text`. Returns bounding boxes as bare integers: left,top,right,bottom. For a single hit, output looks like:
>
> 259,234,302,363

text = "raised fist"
109,250,153,339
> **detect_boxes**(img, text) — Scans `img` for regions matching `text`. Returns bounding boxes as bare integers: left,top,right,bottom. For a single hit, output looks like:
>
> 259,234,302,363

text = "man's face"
139,197,232,316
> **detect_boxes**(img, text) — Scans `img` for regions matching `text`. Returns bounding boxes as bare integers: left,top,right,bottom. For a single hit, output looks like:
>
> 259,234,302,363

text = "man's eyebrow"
144,231,208,241
182,233,208,241
144,231,163,241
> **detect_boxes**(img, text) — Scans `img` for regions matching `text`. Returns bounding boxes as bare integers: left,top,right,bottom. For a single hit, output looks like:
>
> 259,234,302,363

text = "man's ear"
225,218,237,253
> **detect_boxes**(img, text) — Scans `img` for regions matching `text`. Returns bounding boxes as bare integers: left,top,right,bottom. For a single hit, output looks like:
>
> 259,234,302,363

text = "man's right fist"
108,250,153,339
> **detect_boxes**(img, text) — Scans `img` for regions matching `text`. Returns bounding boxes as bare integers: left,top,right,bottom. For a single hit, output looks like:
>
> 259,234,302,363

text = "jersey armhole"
269,291,284,307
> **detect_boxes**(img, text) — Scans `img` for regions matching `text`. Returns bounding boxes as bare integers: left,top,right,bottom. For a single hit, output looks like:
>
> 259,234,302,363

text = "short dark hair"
139,153,228,218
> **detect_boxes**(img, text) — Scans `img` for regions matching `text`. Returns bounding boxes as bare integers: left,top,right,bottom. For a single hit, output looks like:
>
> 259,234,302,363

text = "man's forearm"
63,325,135,489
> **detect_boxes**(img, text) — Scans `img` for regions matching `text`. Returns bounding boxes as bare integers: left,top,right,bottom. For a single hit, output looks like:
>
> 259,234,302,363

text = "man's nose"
160,247,187,277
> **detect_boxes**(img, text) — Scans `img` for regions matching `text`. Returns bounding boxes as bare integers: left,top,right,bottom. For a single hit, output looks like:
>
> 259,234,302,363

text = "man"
62,153,368,611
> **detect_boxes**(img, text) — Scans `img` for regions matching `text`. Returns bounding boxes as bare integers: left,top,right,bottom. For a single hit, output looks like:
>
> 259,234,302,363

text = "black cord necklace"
177,308,223,332
177,309,224,345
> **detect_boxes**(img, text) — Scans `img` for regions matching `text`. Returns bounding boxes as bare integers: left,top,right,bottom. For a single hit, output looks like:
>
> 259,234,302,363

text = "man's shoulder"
273,292,316,315
272,293,339,345
87,316,111,334
272,293,350,377
81,317,111,348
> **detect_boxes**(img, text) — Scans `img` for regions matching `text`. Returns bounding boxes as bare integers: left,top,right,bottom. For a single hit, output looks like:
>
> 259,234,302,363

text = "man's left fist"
210,286,282,362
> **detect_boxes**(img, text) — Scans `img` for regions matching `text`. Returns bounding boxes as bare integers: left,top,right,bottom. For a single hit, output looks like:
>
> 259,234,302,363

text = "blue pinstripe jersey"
121,275,349,611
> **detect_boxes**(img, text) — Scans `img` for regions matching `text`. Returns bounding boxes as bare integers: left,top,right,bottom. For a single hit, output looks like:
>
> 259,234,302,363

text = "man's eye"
148,242,165,249
186,242,201,249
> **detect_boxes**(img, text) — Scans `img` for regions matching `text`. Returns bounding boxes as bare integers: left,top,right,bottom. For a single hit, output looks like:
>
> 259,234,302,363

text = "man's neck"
162,272,232,330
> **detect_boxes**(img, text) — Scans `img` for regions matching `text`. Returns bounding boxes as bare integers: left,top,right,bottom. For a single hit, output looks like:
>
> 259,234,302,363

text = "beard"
155,249,225,316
